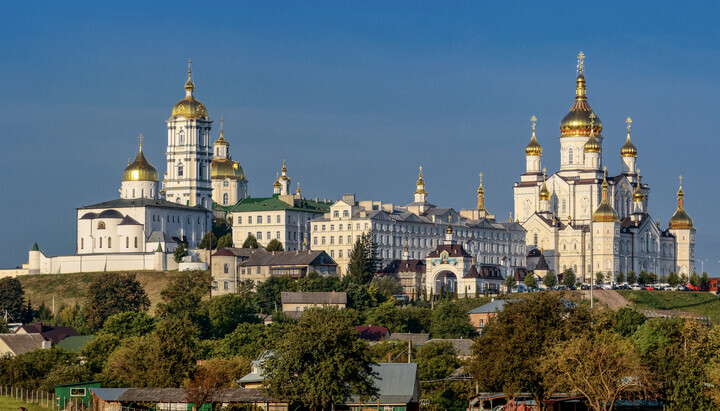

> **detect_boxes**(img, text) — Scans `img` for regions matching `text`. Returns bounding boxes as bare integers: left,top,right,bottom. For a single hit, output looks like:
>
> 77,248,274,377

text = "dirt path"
581,289,631,310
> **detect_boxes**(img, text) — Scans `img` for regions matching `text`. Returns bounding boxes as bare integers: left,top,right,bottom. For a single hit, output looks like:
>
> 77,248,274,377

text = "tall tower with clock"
164,61,213,209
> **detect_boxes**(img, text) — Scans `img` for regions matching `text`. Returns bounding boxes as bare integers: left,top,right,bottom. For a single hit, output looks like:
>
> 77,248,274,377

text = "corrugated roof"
0,333,47,355
228,196,330,213
241,251,336,267
347,363,419,405
281,291,347,305
90,387,127,401
468,299,513,314
115,388,276,403
56,335,96,353
426,339,474,357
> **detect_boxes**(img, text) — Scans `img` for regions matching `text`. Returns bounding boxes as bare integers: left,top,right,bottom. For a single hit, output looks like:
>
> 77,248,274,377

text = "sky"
1,1,719,273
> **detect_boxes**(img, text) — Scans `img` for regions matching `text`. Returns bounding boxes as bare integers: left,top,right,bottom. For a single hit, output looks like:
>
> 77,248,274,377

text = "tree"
595,272,605,285
504,275,517,289
263,307,379,410
614,307,646,337
627,271,637,285
0,347,85,391
616,272,625,284
101,311,155,338
207,294,259,338
562,270,576,288
668,271,680,287
469,293,592,409
174,243,189,263
371,276,403,300
0,277,25,322
701,272,710,291
680,273,689,284
690,272,700,288
241,233,259,249
416,340,460,381
82,334,121,375
255,275,297,313
199,232,218,250
365,300,405,333
156,271,212,334
346,233,380,285
543,271,557,288
524,273,537,288
297,272,341,293
541,332,656,411
85,273,151,331
215,322,269,359
638,270,650,285
184,357,252,410
265,239,284,252
429,300,477,338
217,233,233,249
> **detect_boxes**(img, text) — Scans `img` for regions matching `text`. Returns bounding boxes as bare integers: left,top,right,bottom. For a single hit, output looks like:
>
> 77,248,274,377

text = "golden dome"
415,166,427,194
633,181,644,202
171,64,209,120
584,133,601,153
526,131,543,156
593,175,619,223
211,158,246,181
446,224,453,234
123,146,158,182
669,180,693,229
560,56,602,137
620,133,637,157
538,180,551,201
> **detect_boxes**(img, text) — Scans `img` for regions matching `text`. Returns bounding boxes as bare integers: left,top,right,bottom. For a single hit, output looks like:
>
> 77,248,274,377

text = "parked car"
580,284,590,290
601,283,614,290
642,285,654,291
630,284,642,291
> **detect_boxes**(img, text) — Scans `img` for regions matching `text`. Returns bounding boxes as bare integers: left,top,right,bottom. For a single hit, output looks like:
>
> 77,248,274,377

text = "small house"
55,381,101,410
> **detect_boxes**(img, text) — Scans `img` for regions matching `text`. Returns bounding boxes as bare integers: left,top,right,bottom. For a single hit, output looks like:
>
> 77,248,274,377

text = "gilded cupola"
592,172,619,223
669,176,694,229
415,166,427,194
560,52,603,137
123,135,159,182
477,172,486,211
538,170,551,201
171,60,209,120
633,180,644,202
211,159,246,181
526,115,543,156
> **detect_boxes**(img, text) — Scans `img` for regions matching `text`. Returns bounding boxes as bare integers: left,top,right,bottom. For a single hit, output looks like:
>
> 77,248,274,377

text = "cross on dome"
577,51,585,73
626,117,632,133
531,115,537,132
138,133,144,148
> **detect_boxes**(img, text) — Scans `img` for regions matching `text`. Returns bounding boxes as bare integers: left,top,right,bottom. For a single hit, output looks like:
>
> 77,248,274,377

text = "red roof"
354,326,389,341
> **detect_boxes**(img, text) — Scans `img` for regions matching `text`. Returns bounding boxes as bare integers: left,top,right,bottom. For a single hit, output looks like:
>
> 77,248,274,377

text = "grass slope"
0,395,53,410
618,290,720,322
18,271,175,314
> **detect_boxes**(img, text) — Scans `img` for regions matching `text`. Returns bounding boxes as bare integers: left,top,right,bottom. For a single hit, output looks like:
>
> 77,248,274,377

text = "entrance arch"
434,270,457,295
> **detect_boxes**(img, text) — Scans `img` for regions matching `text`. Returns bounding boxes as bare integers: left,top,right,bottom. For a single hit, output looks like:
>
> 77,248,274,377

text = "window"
339,224,343,230
223,180,229,187
314,237,318,245
179,130,185,144
277,215,281,223
322,237,326,245
108,237,111,248
339,250,343,258
257,232,262,240
178,163,184,177
267,231,270,240
134,237,138,248
330,236,335,244
258,216,263,224
276,231,280,239
568,147,574,164
334,211,339,218
322,225,326,231
339,236,343,244
97,221,106,230
331,250,335,258
70,388,86,397
224,281,229,290
238,217,242,224
343,210,349,218
267,215,271,224
223,193,229,205
99,237,103,248
347,235,351,243
256,267,261,274
248,216,252,224
81,238,84,249
224,264,229,274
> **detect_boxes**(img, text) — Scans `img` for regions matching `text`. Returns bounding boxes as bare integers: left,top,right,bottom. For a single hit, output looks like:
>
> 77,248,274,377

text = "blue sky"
1,1,719,273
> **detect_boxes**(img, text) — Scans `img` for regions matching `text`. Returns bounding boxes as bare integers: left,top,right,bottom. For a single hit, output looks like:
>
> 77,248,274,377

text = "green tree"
614,307,646,337
562,270,576,288
174,243,189,263
429,300,477,338
217,233,233,249
667,271,680,287
416,340,460,381
265,239,284,251
157,271,212,334
690,272,700,288
638,270,650,285
371,276,402,300
504,275,517,289
241,233,260,249
255,275,297,313
616,271,626,284
701,272,710,291
215,322,269,359
207,294,259,338
263,307,379,410
0,277,25,322
85,273,151,331
627,271,637,285
101,311,156,338
199,232,218,250
346,233,380,285
680,273,689,284
297,272,341,292
524,273,537,288
469,293,592,409
543,271,557,288
82,334,121,375
0,347,85,390
365,299,405,332
596,272,605,285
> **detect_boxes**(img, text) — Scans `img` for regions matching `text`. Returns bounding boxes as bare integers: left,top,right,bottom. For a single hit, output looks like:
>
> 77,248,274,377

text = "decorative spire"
477,172,486,211
296,182,301,195
669,175,694,229
592,167,619,222
584,113,601,153
220,116,224,138
138,133,144,151
621,116,637,158
577,51,585,74
446,215,453,235
415,166,427,194
633,173,644,202
575,51,587,101
526,115,542,156
281,157,287,173
184,59,195,96
539,168,551,201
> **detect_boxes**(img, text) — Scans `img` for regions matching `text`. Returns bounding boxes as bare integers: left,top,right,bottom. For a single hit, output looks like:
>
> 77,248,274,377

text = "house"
354,326,390,341
211,248,338,295
99,387,285,411
280,291,347,315
90,388,127,411
425,339,474,360
345,363,420,411
15,322,79,345
468,299,514,331
0,333,50,356
238,360,265,389
379,248,426,297
55,381,101,410
388,333,430,346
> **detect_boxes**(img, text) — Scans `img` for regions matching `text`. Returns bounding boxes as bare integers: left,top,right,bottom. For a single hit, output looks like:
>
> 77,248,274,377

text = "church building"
513,53,695,281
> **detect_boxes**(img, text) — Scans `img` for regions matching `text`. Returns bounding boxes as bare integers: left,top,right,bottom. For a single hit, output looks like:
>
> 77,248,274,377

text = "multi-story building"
513,53,695,280
226,161,331,251
311,169,526,277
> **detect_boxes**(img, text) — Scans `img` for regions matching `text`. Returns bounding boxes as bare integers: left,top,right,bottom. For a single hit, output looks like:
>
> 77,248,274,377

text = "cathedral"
513,53,695,281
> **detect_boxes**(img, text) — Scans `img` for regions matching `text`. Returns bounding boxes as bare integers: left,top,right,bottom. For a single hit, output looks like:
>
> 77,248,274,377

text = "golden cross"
603,166,608,178
479,172,483,185
626,117,632,133
542,167,546,178
679,175,683,186
187,58,192,72
138,133,144,147
220,116,224,132
448,215,452,224
531,115,537,132
577,51,585,73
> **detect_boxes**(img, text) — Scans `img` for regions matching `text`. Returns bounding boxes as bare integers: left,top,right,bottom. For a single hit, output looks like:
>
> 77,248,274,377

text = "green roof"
56,335,96,353
227,196,331,213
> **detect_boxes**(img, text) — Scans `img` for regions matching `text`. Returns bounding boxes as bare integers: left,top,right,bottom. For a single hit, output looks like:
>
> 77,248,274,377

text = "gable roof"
240,250,336,267
56,335,96,353
90,388,128,402
0,333,47,355
380,259,425,274
114,388,275,403
346,363,419,405
212,247,262,258
16,322,79,345
79,198,210,213
281,291,347,305
535,253,549,270
468,299,512,314
228,196,330,214
426,339,474,357
427,244,472,258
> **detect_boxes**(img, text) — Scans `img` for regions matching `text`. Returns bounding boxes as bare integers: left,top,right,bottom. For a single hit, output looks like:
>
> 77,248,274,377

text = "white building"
227,160,331,251
311,169,526,277
513,53,695,280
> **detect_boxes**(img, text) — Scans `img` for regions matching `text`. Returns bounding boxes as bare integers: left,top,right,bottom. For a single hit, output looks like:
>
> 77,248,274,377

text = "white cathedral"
514,53,695,281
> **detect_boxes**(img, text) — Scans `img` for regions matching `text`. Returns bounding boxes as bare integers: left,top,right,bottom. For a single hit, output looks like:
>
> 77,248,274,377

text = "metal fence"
1,385,57,409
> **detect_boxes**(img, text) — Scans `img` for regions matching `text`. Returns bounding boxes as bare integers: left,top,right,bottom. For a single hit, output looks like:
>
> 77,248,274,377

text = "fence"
1,385,57,409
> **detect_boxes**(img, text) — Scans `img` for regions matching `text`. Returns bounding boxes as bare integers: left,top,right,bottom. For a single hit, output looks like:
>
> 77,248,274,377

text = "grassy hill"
18,271,175,314
618,290,720,323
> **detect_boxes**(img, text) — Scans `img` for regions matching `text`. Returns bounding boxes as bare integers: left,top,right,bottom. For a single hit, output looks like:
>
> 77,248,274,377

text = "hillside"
18,270,175,314
617,290,720,322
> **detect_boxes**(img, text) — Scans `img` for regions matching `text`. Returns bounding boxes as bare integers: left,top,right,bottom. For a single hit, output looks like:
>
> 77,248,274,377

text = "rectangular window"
322,237,326,245
347,235,351,243
70,388,86,397
314,237,318,245
277,215,281,223
322,225,326,231
238,216,242,224
334,211,339,218
330,224,334,231
81,238,84,249
339,250,343,258
339,236,343,244
267,231,270,240
257,216,262,224
343,210,349,217
330,236,335,244
108,237,112,248
276,231,280,239
224,281,229,290
99,237,102,248
330,250,335,258
248,216,252,224
267,215,271,224
134,237,138,248
257,232,262,240
256,267,261,274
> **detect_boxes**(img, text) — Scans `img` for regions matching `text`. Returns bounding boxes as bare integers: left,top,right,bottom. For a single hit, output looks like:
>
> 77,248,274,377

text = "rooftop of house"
346,363,420,405
0,333,48,355
281,291,347,305
226,195,331,214
16,322,79,345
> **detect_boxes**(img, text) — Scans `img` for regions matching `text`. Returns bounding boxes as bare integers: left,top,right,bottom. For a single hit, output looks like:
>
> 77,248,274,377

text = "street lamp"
700,259,709,274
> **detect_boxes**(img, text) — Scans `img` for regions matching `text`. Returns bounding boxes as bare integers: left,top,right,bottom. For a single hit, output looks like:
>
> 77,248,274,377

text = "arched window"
99,237,103,248
223,180,229,187
568,148,574,164
224,264,229,274
179,130,185,145
223,193,229,205
561,199,567,215
97,221,106,230
132,189,135,197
